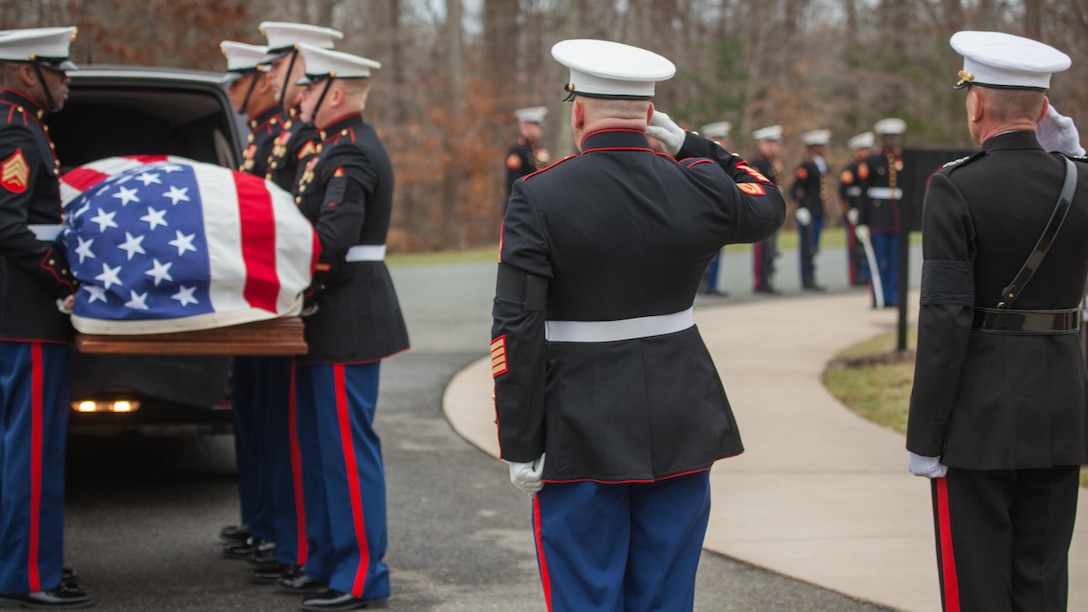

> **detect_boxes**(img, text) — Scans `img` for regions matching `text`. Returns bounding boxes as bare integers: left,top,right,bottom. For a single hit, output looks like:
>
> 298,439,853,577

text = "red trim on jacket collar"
0,88,45,120
579,129,655,154
248,104,282,131
317,112,364,142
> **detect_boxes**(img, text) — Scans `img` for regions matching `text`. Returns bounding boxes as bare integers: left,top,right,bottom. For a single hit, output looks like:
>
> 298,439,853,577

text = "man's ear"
969,88,984,123
646,102,654,124
18,63,37,88
572,99,585,130
331,83,347,109
1038,96,1050,124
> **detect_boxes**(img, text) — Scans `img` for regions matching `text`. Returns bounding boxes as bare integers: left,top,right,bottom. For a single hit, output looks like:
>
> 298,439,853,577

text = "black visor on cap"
31,56,75,71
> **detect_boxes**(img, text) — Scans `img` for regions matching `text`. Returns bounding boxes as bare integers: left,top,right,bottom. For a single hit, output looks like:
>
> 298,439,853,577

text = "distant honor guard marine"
839,131,873,286
907,30,1088,612
854,116,906,308
749,124,784,294
791,128,830,291
504,105,550,202
492,38,784,610
0,26,91,609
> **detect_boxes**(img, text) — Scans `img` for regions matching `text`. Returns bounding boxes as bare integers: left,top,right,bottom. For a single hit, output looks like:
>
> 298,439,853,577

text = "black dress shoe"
301,589,384,611
219,523,251,543
224,536,274,560
277,568,327,594
59,568,79,591
250,563,292,585
0,586,92,609
802,284,827,292
246,545,279,569
754,286,781,295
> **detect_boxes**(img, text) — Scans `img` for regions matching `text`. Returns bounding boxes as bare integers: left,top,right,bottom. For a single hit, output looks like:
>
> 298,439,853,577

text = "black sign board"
893,148,975,349
899,148,977,231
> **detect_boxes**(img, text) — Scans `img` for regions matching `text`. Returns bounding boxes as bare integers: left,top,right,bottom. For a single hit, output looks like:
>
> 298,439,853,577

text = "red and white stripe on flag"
61,157,320,334
60,155,191,205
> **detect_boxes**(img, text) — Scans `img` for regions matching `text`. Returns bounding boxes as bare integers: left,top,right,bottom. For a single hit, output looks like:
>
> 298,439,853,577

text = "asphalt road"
63,244,917,611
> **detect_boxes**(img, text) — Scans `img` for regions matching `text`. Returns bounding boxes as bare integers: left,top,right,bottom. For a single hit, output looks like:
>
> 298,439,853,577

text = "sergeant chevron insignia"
490,335,508,377
0,148,29,193
297,141,318,160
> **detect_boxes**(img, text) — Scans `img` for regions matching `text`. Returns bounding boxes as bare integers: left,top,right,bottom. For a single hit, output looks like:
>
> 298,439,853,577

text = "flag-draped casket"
59,156,319,336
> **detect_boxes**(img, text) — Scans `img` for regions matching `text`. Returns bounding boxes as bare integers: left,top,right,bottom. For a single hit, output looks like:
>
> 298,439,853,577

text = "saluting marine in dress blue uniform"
493,39,785,611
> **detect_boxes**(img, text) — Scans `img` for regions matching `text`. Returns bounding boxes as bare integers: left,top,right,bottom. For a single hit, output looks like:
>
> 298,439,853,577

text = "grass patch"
824,330,1088,486
822,329,916,434
387,246,498,267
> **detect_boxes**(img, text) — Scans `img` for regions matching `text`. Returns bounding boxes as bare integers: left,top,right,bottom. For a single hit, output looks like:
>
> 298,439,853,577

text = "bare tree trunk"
1023,0,1042,39
976,0,997,30
312,0,337,26
440,0,465,249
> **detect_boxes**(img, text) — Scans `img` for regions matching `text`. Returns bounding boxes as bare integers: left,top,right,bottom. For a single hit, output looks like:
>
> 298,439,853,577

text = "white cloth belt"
867,187,902,200
345,244,386,262
29,224,62,241
545,308,695,343
845,186,862,197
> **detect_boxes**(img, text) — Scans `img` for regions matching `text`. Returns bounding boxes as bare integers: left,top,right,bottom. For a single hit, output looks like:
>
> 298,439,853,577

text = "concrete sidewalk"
442,291,1088,612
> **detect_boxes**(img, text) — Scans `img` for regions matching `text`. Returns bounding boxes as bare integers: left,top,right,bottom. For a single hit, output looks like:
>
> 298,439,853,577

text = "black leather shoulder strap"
998,156,1078,308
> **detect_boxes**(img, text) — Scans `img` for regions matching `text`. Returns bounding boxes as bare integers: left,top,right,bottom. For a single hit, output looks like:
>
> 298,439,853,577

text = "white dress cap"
873,118,906,135
847,131,875,150
752,125,782,142
295,43,381,85
0,26,78,70
220,41,269,84
802,129,831,146
259,22,343,63
950,31,1070,90
515,106,548,124
701,121,732,140
551,39,675,100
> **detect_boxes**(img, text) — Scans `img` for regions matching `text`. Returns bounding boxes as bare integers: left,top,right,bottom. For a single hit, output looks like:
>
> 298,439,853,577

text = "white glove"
1037,104,1086,156
645,110,685,156
854,224,870,243
508,454,546,496
794,207,812,227
846,207,859,226
908,452,948,479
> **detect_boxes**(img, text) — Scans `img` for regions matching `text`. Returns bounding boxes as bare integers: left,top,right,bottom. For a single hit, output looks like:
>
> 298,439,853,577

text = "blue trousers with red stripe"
235,356,304,565
295,362,388,600
532,470,711,612
269,358,305,566
230,356,279,542
0,341,69,594
869,231,898,307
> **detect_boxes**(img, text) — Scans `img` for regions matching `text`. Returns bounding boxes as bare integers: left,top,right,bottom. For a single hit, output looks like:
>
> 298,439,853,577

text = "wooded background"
4,0,1087,251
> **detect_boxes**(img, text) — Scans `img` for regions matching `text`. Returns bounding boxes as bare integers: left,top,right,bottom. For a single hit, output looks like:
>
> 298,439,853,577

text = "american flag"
60,157,319,335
